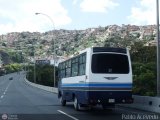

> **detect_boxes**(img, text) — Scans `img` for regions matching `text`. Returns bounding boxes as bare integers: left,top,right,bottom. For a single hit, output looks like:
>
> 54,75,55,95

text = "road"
0,72,159,120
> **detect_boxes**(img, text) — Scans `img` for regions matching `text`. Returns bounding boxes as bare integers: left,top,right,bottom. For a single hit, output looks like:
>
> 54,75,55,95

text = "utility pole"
156,0,160,96
34,45,36,83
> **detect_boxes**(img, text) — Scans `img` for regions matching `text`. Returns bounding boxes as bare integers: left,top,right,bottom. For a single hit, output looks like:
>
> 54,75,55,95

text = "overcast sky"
0,0,157,34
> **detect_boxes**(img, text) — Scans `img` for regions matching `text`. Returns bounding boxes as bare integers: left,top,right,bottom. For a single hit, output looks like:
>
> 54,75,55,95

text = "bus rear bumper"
86,91,133,105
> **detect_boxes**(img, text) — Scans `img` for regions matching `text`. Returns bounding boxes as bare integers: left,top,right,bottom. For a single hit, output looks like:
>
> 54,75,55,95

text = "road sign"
36,60,50,65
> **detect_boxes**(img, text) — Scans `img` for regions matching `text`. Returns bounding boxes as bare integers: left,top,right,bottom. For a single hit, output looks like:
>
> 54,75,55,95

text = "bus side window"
71,63,78,76
66,60,71,77
79,53,86,76
71,57,78,77
61,62,66,78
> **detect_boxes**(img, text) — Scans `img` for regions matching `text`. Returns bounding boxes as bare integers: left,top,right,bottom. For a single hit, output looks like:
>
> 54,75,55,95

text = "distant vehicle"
9,77,13,80
58,47,133,110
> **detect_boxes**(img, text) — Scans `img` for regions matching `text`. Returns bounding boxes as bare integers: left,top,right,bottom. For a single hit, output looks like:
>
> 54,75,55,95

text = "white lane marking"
5,80,12,91
57,110,79,120
0,80,12,100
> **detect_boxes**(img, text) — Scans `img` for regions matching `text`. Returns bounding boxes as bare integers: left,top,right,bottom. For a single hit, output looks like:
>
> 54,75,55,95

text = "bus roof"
59,47,127,64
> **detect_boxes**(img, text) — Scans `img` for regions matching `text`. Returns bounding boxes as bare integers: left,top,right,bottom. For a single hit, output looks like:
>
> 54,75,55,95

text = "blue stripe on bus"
61,83,132,88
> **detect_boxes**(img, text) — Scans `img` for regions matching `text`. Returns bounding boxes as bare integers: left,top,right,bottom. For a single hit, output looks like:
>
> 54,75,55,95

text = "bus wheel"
60,96,66,106
74,97,80,111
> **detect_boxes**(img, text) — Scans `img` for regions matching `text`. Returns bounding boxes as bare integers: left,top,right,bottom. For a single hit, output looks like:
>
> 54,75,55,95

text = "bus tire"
59,96,66,106
74,97,80,111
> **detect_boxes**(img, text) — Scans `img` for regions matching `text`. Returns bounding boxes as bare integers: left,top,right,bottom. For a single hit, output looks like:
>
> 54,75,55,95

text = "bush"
132,62,156,96
27,64,58,87
4,63,23,73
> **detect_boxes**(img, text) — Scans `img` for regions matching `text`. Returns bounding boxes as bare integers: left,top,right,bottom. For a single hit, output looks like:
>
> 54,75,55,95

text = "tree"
4,63,22,73
131,46,156,63
27,64,58,87
104,36,122,47
131,43,157,96
132,62,156,96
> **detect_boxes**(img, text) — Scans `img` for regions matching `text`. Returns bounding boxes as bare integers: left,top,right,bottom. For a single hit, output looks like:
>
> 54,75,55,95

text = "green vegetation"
132,62,156,96
8,51,24,63
130,43,157,96
4,63,23,73
27,64,58,87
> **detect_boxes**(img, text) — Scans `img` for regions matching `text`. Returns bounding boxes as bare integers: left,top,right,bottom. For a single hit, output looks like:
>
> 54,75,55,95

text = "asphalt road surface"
0,72,159,120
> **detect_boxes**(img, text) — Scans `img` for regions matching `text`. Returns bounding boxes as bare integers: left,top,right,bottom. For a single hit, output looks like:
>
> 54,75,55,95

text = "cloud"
73,0,78,5
80,0,119,13
128,0,156,25
0,0,72,34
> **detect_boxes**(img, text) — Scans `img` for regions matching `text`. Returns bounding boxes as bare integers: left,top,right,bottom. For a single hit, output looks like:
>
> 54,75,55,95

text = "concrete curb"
24,78,58,94
119,95,160,113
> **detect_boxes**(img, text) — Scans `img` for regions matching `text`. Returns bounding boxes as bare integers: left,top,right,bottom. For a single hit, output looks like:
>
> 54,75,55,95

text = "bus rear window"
91,53,129,74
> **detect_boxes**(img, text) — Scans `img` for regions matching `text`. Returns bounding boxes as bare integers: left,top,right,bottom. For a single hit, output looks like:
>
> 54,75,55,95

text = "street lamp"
35,12,56,87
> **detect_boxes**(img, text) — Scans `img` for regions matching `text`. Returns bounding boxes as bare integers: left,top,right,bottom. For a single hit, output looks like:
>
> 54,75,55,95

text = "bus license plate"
109,99,115,103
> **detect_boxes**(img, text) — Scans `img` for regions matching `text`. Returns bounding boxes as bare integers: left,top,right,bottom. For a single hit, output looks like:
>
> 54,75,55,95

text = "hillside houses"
0,24,157,63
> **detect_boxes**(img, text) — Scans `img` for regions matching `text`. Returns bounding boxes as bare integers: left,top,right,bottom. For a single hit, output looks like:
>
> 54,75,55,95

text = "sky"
0,0,157,34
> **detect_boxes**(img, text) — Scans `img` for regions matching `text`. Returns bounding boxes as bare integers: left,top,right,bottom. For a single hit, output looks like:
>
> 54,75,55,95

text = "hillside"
0,24,156,61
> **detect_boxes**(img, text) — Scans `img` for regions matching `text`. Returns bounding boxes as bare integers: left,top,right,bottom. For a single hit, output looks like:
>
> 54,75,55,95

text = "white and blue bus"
58,47,133,110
